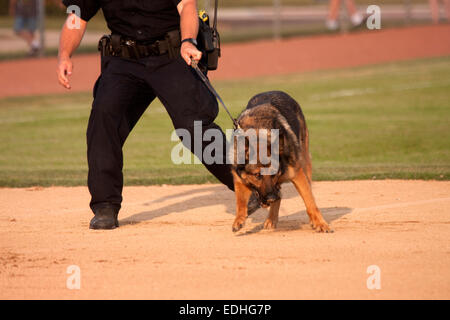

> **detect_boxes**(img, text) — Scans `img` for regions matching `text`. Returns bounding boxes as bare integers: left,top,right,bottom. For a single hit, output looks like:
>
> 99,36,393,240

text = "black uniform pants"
87,54,234,213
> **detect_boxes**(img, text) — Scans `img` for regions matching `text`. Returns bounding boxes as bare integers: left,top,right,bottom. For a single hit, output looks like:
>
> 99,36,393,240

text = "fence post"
404,0,412,25
273,0,281,40
38,0,45,57
339,0,349,34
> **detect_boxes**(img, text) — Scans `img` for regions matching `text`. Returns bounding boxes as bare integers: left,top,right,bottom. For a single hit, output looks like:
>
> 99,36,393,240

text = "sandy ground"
1,24,449,300
1,180,449,299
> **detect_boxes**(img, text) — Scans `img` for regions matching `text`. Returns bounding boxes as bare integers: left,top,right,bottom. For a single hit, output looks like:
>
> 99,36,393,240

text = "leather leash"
191,60,239,129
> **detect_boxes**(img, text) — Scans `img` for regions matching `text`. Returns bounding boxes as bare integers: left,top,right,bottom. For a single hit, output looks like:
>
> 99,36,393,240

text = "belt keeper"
165,34,175,59
140,45,149,57
132,45,140,59
111,34,122,56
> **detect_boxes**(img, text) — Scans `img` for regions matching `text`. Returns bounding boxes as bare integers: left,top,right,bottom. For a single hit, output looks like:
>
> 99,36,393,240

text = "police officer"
57,0,259,229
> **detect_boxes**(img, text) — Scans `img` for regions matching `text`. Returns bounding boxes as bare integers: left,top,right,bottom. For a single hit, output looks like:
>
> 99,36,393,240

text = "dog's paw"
263,218,278,230
232,219,246,232
311,220,333,233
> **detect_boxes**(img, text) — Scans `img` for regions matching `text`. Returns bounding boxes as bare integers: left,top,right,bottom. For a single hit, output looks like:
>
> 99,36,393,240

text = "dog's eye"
254,172,262,179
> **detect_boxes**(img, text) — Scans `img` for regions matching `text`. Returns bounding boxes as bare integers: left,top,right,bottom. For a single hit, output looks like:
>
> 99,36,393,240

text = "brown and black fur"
231,91,332,233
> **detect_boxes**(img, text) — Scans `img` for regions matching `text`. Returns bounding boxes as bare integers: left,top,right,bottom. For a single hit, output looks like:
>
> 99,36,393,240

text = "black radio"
196,9,221,72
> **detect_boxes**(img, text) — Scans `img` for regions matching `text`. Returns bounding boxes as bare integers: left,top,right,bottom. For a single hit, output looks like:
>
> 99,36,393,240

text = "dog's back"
242,91,309,161
243,91,310,166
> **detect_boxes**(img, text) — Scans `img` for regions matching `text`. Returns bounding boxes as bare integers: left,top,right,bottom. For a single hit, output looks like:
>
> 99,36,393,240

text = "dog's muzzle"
257,191,281,207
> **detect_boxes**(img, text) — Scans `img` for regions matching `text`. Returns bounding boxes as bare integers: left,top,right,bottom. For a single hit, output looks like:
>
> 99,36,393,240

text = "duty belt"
98,30,181,59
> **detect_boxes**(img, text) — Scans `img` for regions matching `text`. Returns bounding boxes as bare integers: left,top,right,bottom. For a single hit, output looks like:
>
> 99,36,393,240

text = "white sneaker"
31,39,41,49
326,19,339,31
351,13,364,26
29,40,41,57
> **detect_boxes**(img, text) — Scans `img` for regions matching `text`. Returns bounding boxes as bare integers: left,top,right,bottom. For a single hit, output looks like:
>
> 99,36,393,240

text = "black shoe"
89,206,119,230
28,46,40,57
247,191,261,216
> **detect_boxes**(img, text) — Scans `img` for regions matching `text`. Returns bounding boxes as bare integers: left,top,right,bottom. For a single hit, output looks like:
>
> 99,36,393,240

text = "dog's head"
235,163,282,207
231,105,301,207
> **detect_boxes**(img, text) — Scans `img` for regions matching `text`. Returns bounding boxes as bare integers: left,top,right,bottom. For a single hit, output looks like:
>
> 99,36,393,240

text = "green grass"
0,56,449,187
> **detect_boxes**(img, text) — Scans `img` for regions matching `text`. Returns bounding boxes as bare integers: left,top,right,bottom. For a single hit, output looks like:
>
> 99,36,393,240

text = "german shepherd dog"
230,91,332,233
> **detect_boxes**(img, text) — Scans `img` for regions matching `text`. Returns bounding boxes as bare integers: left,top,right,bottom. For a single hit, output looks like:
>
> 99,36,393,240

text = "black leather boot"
89,206,119,230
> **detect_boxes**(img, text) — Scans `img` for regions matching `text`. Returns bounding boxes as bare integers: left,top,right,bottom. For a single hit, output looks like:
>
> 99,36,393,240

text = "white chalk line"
352,197,450,213
308,81,450,101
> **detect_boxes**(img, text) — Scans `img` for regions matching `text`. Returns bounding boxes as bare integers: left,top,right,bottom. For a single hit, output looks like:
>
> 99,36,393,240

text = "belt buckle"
125,39,141,59
125,39,135,47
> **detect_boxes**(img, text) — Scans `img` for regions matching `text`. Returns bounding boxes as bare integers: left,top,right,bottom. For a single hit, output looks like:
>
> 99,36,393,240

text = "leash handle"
191,60,239,129
191,59,199,69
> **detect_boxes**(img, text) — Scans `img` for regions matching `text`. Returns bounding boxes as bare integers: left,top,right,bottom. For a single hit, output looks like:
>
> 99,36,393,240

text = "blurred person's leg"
14,15,39,56
429,0,440,24
444,0,450,21
26,16,40,56
16,30,33,45
345,0,358,16
345,0,364,26
14,16,32,45
326,0,341,30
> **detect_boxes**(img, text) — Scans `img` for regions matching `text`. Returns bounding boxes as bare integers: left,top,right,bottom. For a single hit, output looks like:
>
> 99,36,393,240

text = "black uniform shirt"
62,0,182,42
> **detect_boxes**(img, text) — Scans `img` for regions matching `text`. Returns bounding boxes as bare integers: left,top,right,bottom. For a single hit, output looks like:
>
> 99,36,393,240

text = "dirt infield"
1,180,449,299
0,24,450,98
1,25,450,299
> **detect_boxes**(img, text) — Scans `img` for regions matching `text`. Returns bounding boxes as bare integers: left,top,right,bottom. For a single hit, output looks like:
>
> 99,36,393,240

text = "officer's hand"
181,41,202,66
57,55,73,89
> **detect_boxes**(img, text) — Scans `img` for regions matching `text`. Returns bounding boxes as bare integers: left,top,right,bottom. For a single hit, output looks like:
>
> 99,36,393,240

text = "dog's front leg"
232,180,253,232
263,199,281,229
291,168,333,233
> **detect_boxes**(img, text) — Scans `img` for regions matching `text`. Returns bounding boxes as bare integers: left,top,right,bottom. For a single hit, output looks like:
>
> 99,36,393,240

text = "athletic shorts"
14,15,37,33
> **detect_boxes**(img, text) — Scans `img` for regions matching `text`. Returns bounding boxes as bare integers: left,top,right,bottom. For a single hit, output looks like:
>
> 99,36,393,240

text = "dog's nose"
263,193,279,205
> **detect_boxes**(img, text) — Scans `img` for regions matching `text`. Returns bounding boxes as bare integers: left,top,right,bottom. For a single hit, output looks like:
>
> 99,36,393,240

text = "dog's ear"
278,135,288,157
235,164,246,179
280,132,296,165
276,114,301,165
278,156,288,176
